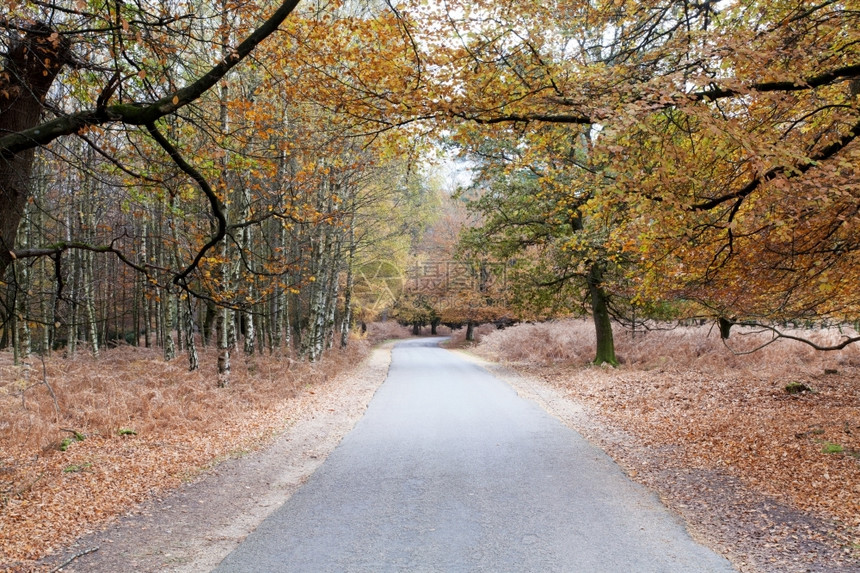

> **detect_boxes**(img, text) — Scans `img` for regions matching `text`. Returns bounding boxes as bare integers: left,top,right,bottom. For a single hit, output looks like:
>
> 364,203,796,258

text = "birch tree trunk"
141,221,152,348
40,256,52,355
215,1,234,381
184,294,199,371
340,214,356,349
14,204,32,361
217,306,231,385
162,291,176,361
239,187,255,356
323,234,342,351
77,207,100,358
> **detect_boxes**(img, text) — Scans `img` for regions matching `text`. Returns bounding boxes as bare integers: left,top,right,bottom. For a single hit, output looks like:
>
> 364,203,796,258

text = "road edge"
42,342,396,573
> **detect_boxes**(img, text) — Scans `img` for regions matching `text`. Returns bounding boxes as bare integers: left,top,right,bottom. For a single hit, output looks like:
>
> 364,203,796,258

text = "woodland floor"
0,323,406,572
2,320,859,572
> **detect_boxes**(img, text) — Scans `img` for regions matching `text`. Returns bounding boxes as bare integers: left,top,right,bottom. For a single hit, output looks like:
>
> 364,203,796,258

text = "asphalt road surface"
214,338,737,572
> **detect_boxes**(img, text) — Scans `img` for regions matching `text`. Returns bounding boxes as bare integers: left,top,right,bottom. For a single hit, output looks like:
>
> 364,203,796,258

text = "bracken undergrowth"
0,327,399,571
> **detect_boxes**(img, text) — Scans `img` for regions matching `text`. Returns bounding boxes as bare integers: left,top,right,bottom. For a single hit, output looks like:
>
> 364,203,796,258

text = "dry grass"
473,319,860,570
0,337,374,570
1,342,366,452
444,323,498,347
477,318,860,373
364,321,414,343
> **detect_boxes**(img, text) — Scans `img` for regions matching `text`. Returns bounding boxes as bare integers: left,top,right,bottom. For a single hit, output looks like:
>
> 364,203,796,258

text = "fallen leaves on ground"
0,339,373,572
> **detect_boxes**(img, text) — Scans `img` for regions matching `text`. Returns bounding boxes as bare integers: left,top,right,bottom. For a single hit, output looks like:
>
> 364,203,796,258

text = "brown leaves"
0,341,371,570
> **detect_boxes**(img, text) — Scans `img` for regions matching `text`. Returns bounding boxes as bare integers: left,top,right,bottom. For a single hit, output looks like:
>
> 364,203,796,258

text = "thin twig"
50,546,99,573
12,472,45,499
40,354,60,423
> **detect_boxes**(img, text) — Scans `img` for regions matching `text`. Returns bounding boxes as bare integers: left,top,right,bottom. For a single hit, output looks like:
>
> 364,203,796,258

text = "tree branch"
455,64,860,127
0,0,301,157
694,63,860,101
143,122,226,286
723,323,860,353
12,237,146,274
691,117,860,211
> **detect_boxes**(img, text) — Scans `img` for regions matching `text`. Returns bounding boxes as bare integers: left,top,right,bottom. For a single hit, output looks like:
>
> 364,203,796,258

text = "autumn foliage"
2,0,860,569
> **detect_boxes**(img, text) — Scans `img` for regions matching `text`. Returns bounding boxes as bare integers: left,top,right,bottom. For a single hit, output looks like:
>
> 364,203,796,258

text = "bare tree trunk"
239,187,255,356
216,2,233,381
243,302,256,355
84,249,100,358
270,283,283,352
141,222,152,348
15,205,32,361
162,288,176,361
68,252,79,357
175,295,184,352
340,217,356,348
76,203,100,358
0,24,71,277
202,300,217,346
11,290,20,365
158,208,175,360
184,294,199,371
284,286,293,352
40,256,52,355
324,234,342,351
217,307,231,384
306,225,332,362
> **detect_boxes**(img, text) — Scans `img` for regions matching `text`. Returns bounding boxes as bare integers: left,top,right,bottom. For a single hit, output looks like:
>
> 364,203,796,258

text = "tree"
1,0,429,369
456,131,623,365
1,0,302,279
447,0,860,342
303,0,860,346
5,0,860,363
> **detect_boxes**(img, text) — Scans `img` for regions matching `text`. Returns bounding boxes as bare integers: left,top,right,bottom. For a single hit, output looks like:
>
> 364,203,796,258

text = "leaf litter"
0,332,394,572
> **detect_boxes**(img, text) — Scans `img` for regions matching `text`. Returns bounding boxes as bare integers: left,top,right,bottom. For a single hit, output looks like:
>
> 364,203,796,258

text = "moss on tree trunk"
587,264,618,367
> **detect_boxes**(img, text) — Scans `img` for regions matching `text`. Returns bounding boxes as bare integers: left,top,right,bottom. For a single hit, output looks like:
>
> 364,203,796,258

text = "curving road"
214,338,737,572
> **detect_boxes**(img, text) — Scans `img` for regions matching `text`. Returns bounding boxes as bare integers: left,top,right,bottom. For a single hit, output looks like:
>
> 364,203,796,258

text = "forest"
1,0,859,569
2,0,859,369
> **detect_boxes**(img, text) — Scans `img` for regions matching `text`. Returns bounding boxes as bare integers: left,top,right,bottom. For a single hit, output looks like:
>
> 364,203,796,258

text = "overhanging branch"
0,0,302,157
723,322,860,354
691,117,860,211
144,122,226,286
11,237,146,274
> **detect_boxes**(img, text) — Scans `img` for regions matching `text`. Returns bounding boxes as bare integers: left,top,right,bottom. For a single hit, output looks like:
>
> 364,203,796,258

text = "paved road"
214,338,736,572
